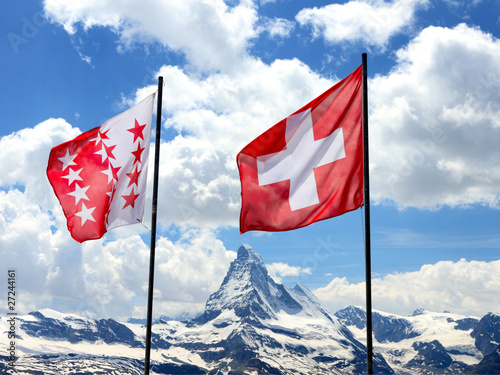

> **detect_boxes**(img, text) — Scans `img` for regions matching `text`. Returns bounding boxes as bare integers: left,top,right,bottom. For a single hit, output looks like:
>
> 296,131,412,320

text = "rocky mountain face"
1,244,499,374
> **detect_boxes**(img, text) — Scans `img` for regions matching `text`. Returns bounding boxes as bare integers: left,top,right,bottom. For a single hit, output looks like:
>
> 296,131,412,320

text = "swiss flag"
47,93,156,242
237,66,363,233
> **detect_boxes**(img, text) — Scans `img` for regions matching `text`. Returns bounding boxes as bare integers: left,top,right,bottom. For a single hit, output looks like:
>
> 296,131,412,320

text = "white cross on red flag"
237,66,363,233
47,93,156,242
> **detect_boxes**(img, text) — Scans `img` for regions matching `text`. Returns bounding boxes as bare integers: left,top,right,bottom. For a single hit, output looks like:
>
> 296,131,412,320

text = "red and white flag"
237,66,363,233
47,93,156,242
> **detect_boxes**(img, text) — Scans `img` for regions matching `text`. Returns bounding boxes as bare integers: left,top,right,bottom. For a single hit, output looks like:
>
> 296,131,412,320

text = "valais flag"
237,66,363,233
47,93,155,242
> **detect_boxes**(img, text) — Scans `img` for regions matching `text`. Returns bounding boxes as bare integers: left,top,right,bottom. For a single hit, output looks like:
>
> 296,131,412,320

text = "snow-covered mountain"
335,305,500,374
1,244,499,374
176,243,394,374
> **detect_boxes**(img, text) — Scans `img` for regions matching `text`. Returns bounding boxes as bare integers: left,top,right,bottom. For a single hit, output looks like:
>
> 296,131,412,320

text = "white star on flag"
67,183,90,205
74,202,96,225
61,167,83,185
58,149,77,171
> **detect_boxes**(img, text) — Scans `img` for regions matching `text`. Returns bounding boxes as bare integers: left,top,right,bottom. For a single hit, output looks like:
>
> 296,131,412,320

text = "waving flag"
47,93,155,242
237,66,363,233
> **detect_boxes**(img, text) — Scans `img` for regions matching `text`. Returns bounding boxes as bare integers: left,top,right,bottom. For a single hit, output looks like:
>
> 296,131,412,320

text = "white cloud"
0,187,236,320
78,229,236,319
369,23,500,208
0,187,85,315
315,258,500,317
152,230,237,318
260,17,295,38
0,118,81,210
139,23,500,223
296,0,429,48
0,120,94,316
43,0,259,71
267,262,312,283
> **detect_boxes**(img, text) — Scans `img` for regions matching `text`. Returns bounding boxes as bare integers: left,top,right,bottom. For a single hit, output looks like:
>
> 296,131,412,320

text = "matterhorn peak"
229,244,270,291
237,243,263,263
197,244,304,323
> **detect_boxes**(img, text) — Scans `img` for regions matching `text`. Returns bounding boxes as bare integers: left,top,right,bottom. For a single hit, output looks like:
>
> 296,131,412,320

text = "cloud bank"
315,258,500,317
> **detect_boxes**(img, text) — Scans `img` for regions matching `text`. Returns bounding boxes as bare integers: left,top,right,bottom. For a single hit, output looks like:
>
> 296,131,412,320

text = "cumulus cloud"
0,186,86,315
35,229,236,320
296,0,429,48
369,24,500,208
267,262,312,283
79,229,236,319
0,118,80,208
42,2,500,213
315,258,500,317
260,17,295,38
0,190,236,320
43,0,259,71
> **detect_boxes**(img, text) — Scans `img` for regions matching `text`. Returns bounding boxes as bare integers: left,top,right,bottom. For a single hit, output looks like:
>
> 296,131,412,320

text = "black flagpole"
362,53,373,374
144,76,163,375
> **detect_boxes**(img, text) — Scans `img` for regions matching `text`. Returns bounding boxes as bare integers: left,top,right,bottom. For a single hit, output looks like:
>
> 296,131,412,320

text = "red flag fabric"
237,66,363,233
47,93,156,242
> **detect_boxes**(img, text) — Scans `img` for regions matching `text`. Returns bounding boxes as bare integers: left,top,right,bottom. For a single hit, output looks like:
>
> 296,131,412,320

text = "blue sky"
1,0,499,321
